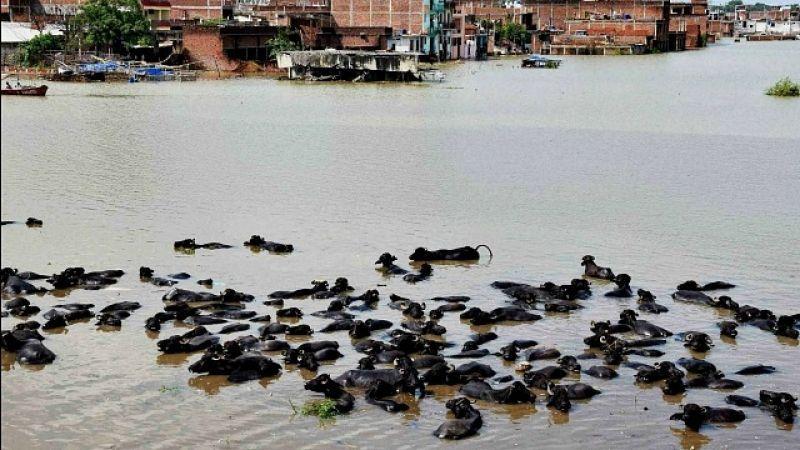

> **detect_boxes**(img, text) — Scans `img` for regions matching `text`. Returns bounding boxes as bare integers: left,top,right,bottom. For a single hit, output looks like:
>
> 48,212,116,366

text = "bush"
765,77,800,97
267,28,299,60
20,33,63,66
497,22,529,46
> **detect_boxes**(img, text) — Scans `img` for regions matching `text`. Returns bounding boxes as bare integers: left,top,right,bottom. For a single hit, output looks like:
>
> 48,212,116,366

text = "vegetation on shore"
73,0,153,52
497,22,530,49
16,0,152,66
766,77,800,97
20,33,64,66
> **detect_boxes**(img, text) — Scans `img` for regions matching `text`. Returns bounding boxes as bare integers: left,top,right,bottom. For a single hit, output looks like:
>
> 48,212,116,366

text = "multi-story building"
526,0,672,54
669,0,708,48
169,0,229,21
734,5,800,36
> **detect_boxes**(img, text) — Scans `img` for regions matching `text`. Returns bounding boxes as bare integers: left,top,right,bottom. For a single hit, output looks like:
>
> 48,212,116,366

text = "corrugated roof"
1,22,63,44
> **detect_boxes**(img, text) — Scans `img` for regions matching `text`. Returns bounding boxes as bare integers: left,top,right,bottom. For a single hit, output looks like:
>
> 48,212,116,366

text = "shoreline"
0,39,754,84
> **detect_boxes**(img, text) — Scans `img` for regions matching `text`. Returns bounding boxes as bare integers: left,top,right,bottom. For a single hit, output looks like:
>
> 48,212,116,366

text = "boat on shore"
1,84,48,96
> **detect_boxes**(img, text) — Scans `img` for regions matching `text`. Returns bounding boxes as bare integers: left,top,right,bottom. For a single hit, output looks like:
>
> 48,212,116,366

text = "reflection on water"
42,326,68,336
188,374,233,395
2,41,800,449
1,351,16,371
548,409,570,425
156,352,192,366
487,402,537,422
662,393,686,405
776,336,799,347
671,427,712,450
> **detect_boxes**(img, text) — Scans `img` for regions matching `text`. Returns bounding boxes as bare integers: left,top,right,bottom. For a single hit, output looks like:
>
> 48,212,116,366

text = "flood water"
2,40,799,449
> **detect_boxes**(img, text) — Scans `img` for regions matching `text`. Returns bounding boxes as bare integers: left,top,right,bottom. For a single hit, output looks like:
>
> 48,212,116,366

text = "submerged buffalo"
409,245,493,262
243,235,293,253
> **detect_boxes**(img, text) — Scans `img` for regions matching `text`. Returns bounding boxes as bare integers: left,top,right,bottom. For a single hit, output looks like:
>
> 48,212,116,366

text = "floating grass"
300,399,339,419
766,77,800,97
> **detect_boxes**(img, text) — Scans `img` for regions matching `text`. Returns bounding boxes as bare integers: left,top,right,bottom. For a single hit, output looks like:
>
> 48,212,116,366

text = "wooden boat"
1,85,48,96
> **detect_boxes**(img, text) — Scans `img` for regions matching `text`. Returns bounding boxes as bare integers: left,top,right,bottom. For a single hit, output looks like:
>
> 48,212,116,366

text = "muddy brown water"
2,40,799,449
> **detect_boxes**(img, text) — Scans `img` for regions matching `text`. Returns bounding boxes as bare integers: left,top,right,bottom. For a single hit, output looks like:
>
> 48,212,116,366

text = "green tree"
19,33,64,66
267,28,299,60
497,22,529,47
73,0,152,53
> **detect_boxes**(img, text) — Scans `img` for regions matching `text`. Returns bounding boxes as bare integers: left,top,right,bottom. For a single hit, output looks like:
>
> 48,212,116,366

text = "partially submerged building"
276,49,421,80
669,0,708,48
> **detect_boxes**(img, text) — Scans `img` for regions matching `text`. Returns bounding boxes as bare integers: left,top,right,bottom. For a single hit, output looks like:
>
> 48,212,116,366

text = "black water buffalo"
410,245,492,261
670,403,745,431
581,255,614,280
403,264,433,283
604,274,632,298
460,380,536,404
243,235,293,253
677,280,736,291
269,281,328,299
619,310,672,337
433,398,483,440
364,380,410,413
174,238,233,250
304,374,355,414
375,253,409,275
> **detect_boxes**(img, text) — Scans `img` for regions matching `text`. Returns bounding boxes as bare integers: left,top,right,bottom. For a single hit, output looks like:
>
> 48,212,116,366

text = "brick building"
527,0,672,54
169,0,229,20
330,0,444,59
669,0,707,49
182,23,277,68
234,0,332,27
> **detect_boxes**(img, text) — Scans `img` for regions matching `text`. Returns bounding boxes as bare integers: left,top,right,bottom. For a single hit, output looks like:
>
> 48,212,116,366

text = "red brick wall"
670,14,707,48
528,1,669,30
316,26,391,49
708,20,733,36
182,25,238,70
330,0,426,35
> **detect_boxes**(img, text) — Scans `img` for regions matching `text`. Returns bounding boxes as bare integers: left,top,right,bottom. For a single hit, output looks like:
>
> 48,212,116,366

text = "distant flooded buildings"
707,5,800,39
